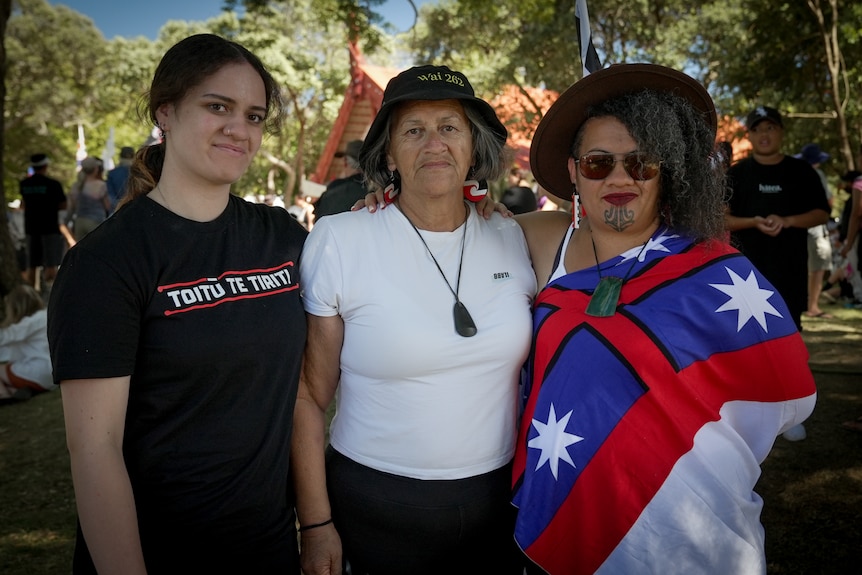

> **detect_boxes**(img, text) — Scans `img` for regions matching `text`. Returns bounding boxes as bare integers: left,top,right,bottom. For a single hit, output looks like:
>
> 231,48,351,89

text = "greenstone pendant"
453,301,478,337
586,276,623,317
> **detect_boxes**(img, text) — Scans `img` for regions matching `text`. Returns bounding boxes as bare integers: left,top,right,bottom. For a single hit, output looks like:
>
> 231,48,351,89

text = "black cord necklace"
400,203,477,337
586,231,650,317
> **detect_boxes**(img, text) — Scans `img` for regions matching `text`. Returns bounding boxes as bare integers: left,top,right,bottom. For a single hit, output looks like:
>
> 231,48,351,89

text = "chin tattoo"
603,206,635,232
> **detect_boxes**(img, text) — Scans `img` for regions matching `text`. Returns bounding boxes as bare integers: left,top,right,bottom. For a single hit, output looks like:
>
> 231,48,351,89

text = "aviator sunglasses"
575,152,661,181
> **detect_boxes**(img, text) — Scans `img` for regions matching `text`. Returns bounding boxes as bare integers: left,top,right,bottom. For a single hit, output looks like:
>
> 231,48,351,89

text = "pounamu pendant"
586,276,623,317
453,301,478,337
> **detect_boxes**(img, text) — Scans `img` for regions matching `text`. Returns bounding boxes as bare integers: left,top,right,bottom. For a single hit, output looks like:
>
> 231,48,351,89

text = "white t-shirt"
301,203,536,479
0,309,53,390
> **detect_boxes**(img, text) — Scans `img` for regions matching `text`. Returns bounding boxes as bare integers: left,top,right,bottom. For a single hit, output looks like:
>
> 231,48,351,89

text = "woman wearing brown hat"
510,64,816,574
294,65,535,574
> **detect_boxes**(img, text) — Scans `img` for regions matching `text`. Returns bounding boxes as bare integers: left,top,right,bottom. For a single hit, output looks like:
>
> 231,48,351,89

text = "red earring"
383,171,400,203
463,179,488,202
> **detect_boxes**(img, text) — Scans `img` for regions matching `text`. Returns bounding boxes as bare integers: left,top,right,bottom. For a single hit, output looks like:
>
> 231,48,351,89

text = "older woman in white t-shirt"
293,65,535,575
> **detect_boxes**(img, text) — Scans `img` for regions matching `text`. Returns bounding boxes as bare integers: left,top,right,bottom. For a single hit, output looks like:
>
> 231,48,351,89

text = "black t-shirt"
726,156,830,325
20,172,66,235
49,194,307,572
500,186,538,214
314,173,367,219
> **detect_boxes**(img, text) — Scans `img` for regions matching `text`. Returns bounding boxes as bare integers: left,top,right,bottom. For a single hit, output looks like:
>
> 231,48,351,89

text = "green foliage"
231,0,389,51
3,0,389,201
6,0,109,191
410,0,862,176
4,0,861,200
408,0,579,93
226,0,356,199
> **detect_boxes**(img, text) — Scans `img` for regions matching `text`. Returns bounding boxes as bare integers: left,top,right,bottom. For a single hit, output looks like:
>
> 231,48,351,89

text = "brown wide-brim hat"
530,63,717,200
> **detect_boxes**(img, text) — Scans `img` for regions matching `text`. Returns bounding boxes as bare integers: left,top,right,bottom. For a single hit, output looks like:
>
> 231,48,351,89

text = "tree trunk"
807,0,855,170
0,0,21,306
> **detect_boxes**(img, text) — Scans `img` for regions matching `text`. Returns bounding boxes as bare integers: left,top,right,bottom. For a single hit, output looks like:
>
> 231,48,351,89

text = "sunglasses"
574,152,661,181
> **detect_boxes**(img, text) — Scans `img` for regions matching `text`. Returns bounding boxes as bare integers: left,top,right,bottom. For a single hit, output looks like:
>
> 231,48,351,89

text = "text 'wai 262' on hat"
529,63,717,200
358,65,507,167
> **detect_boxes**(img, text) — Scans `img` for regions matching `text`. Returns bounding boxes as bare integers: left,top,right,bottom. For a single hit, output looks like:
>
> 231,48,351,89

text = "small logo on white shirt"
493,271,511,280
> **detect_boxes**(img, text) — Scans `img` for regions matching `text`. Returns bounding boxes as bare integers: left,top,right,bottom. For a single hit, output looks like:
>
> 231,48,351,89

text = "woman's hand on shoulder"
475,195,512,219
351,189,386,213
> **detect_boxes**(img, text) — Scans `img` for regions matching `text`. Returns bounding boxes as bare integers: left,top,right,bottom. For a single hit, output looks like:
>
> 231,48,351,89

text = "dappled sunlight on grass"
1,529,73,546
776,467,862,503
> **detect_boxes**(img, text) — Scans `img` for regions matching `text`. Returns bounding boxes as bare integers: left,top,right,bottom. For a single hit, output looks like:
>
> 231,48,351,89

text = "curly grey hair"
572,90,726,242
361,102,509,191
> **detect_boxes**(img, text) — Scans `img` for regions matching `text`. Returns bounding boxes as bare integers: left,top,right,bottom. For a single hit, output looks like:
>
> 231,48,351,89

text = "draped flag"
513,230,817,574
575,0,602,77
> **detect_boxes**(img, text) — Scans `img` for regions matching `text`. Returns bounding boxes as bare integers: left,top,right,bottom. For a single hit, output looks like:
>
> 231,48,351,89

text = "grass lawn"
1,307,860,574
0,389,76,573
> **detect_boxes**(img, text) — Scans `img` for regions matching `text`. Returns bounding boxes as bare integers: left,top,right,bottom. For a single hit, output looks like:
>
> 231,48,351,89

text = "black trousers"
326,446,523,575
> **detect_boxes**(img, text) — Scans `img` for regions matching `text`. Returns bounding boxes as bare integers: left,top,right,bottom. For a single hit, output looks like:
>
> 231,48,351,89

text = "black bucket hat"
359,65,507,166
530,63,717,200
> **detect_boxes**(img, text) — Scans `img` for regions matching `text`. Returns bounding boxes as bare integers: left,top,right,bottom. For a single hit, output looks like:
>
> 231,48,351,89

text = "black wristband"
299,518,333,532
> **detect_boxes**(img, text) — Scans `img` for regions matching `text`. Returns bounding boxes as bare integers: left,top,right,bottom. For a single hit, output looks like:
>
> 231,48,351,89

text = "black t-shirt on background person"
727,156,831,328
20,172,66,235
314,173,368,219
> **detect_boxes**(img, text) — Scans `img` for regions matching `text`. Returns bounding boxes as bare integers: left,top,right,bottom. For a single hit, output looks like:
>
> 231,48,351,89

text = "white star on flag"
617,232,679,266
528,403,584,479
710,267,783,332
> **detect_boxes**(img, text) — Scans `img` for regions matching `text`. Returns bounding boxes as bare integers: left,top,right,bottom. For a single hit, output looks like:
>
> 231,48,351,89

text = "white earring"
572,191,581,229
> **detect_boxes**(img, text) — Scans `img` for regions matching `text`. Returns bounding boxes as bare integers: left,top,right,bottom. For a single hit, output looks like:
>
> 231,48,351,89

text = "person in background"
287,194,315,230
839,149,862,306
725,107,831,332
6,199,27,280
725,108,830,444
106,146,135,214
501,166,538,215
313,139,368,220
293,64,534,575
794,143,834,318
510,64,816,574
821,170,862,305
48,34,307,575
717,140,734,171
19,153,67,292
67,156,110,241
0,283,54,403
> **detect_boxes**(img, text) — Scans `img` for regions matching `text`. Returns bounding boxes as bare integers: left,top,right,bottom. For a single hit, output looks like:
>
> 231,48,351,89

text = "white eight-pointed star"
616,231,679,267
528,403,584,479
710,267,782,332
